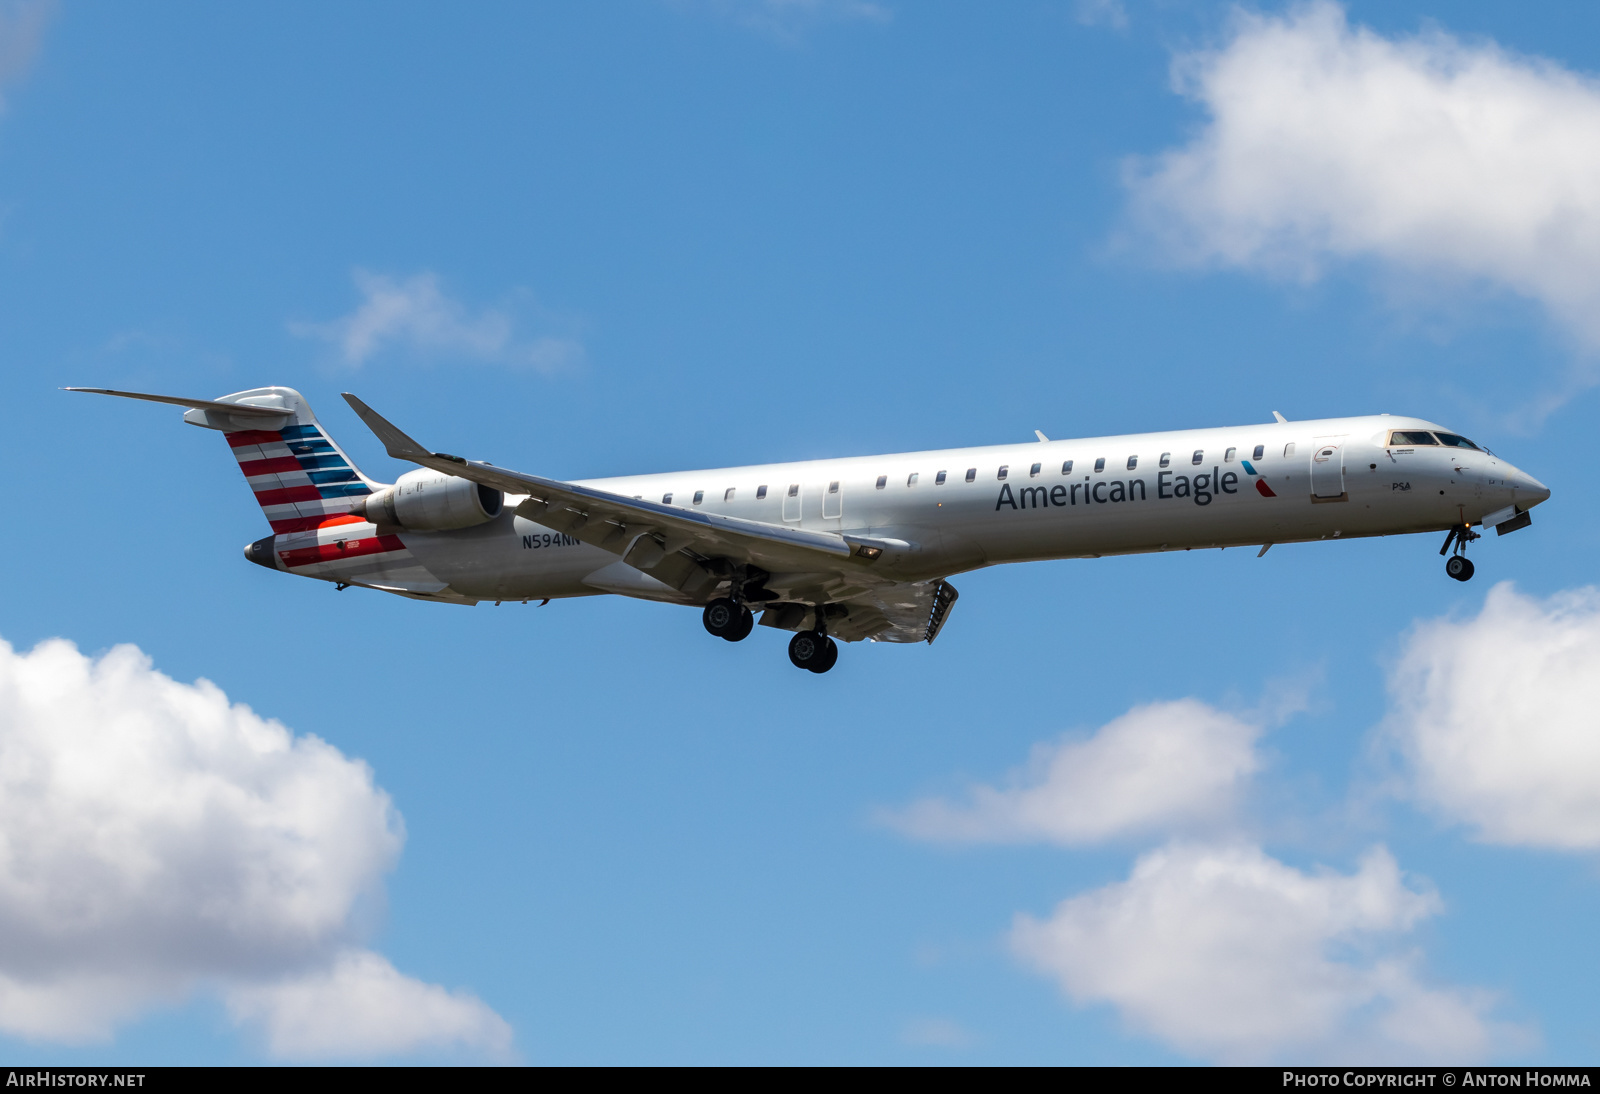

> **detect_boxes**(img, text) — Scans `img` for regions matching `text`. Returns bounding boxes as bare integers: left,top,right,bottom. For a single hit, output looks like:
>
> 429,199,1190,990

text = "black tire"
808,637,838,674
1446,556,1475,582
703,598,739,637
788,630,826,670
723,605,754,642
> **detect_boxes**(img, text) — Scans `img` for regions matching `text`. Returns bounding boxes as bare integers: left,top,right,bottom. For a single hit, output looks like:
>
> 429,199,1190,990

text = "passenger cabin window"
1225,447,1237,462
828,481,839,494
997,465,1009,480
724,488,735,501
1159,452,1171,468
757,485,768,500
1284,442,1296,458
1253,445,1264,460
907,472,919,486
1192,450,1204,465
875,475,887,489
1030,462,1041,477
936,471,947,485
1061,460,1074,475
1093,457,1106,473
662,492,672,504
693,490,704,504
965,468,976,482
1388,430,1440,447
787,483,799,498
1435,432,1481,450
1126,455,1138,471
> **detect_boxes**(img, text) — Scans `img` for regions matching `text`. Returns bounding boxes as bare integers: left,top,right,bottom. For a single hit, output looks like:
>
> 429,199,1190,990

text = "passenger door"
782,482,802,522
1311,443,1346,500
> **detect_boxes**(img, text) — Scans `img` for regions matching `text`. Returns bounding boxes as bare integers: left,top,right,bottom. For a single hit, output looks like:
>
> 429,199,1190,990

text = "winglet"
1272,411,1288,423
1034,430,1049,442
340,393,433,462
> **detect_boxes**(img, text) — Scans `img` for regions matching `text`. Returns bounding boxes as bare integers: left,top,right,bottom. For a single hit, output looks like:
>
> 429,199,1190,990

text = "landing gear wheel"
703,598,754,641
809,637,839,674
1445,555,1475,582
788,630,836,672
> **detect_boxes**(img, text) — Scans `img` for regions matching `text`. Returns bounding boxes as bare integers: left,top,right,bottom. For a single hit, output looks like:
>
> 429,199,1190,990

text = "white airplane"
71,386,1551,674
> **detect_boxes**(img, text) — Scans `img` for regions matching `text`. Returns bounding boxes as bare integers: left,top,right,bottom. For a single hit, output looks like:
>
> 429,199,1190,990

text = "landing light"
854,545,883,560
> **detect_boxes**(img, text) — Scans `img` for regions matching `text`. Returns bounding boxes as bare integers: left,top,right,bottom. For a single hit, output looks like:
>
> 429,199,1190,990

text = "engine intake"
353,468,503,531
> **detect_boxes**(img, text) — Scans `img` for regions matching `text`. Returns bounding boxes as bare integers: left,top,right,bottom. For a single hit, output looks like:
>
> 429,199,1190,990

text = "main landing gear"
788,629,838,674
702,590,839,674
1440,524,1479,582
702,597,754,642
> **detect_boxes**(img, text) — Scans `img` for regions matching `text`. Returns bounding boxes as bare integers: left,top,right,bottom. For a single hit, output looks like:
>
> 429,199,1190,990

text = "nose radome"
1517,474,1552,508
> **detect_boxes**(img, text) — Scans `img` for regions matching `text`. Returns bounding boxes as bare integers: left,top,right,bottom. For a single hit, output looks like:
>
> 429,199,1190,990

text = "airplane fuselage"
379,413,1546,603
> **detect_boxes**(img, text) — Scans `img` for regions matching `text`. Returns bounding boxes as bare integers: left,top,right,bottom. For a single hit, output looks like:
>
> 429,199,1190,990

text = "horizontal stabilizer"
64,388,294,418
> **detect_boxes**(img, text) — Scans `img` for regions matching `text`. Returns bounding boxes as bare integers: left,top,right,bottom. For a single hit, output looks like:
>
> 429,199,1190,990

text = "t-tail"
70,385,380,532
71,386,481,601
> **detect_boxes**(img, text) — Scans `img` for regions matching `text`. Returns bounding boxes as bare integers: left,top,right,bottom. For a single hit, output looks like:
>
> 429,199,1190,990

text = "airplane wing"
340,395,952,640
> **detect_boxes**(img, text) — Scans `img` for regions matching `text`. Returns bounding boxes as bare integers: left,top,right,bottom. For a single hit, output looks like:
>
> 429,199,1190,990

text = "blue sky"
2,0,1600,1063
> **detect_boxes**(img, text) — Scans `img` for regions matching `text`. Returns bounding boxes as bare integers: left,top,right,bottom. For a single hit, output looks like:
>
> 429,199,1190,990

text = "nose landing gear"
1440,524,1479,582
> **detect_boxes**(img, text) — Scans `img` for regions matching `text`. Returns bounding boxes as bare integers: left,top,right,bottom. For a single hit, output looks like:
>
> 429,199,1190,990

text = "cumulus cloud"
1011,843,1520,1063
1126,2,1600,351
0,636,509,1058
1386,583,1600,850
291,270,583,373
226,950,512,1059
882,699,1262,845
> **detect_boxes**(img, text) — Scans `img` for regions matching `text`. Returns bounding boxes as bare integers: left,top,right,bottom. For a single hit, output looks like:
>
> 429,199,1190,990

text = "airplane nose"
1516,473,1552,508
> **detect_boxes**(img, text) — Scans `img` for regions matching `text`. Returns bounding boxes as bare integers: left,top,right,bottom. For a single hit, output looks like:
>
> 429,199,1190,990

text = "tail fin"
191,387,383,533
71,385,383,534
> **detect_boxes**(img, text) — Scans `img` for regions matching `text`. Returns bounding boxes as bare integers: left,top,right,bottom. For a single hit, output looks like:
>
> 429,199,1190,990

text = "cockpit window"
1435,432,1481,450
1387,430,1439,446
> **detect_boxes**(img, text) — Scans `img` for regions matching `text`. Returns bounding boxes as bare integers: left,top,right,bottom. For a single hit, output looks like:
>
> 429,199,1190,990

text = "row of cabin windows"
661,443,1298,505
989,443,1276,481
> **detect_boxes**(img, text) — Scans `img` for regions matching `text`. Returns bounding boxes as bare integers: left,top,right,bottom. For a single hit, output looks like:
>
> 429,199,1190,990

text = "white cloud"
882,699,1262,845
0,636,509,1058
1126,2,1600,351
1011,843,1520,1063
1386,583,1600,850
226,950,512,1060
0,0,52,109
292,270,583,373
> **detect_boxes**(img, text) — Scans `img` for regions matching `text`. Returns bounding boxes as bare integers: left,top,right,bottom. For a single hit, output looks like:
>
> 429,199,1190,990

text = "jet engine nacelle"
354,468,503,531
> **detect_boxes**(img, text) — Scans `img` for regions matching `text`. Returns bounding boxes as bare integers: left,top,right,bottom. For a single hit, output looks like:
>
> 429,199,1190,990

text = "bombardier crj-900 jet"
73,386,1551,674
